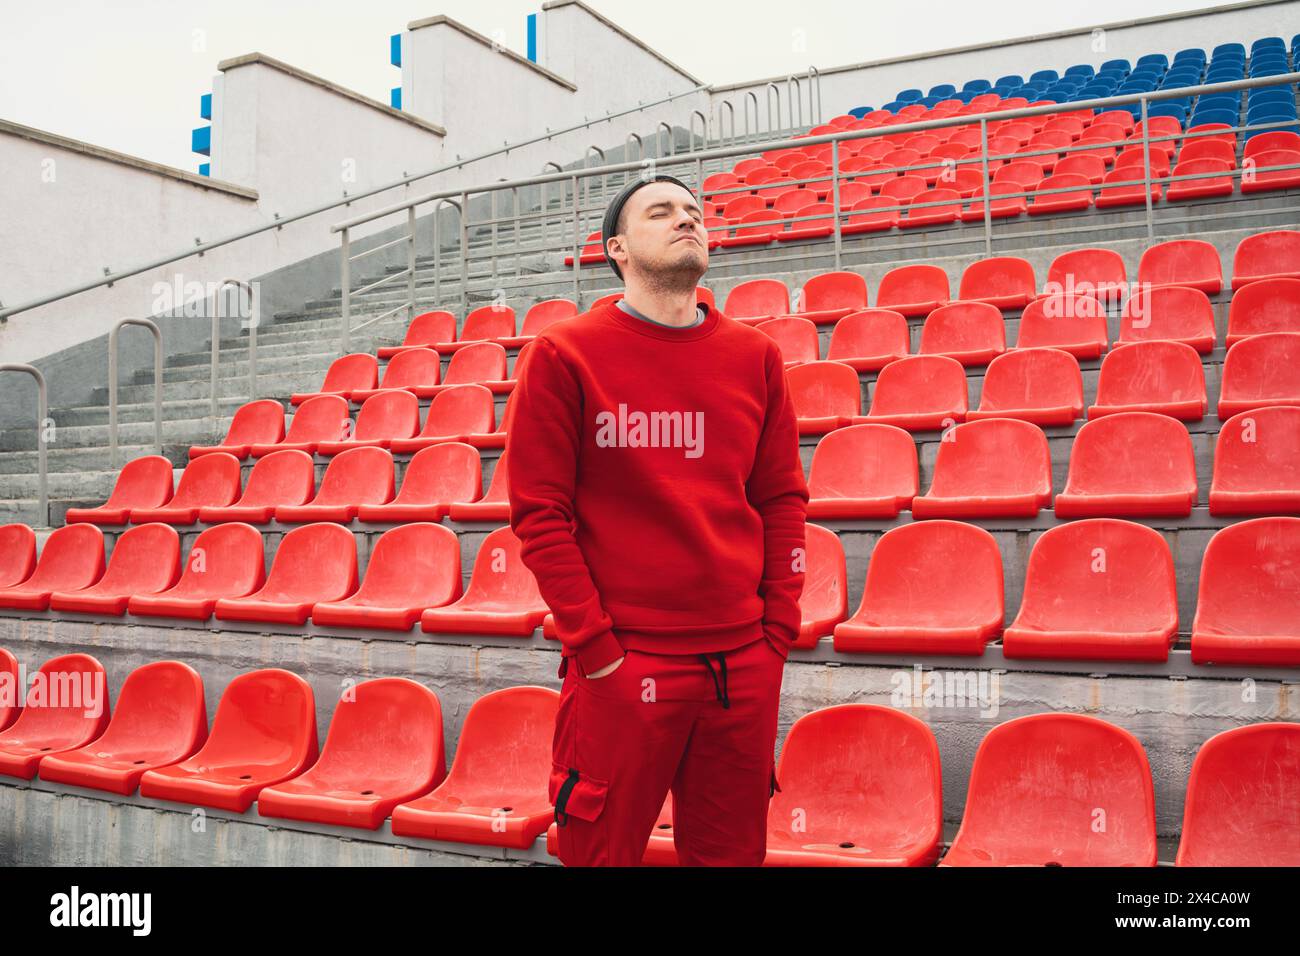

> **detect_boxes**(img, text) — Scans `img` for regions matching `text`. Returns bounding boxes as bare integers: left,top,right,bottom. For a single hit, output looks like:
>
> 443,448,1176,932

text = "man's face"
608,181,708,286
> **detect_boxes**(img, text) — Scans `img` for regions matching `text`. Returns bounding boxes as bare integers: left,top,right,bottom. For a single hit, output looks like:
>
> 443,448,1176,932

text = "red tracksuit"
507,299,809,866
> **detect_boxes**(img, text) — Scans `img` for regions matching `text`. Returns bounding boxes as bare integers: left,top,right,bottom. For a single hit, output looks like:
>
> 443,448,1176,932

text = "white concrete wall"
709,0,1300,132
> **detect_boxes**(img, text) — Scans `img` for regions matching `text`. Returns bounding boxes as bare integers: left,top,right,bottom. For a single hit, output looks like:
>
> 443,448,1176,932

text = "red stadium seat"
792,523,849,648
129,452,242,524
900,188,961,228
498,298,580,348
723,278,790,324
377,310,456,358
1241,149,1300,194
793,271,868,323
959,257,1036,310
842,197,900,233
1191,517,1300,665
942,714,1156,866
765,705,943,867
1055,412,1196,518
198,449,315,524
1231,230,1300,289
139,669,318,812
0,648,20,732
0,524,105,611
408,342,511,397
911,418,1052,518
315,390,420,455
289,353,379,405
213,523,358,626
0,653,111,780
788,360,863,434
189,399,285,459
778,202,836,240
1094,167,1162,208
833,520,1003,655
826,309,910,371
1166,158,1234,201
390,686,560,848
967,347,1083,426
448,451,510,522
419,526,549,636
1176,723,1300,866
876,265,950,316
249,394,350,457
64,455,174,525
349,348,441,402
1226,277,1300,346
806,423,918,519
719,209,786,247
312,524,462,630
128,523,266,620
358,442,482,523
1088,340,1208,420
1027,173,1092,214
918,301,1007,366
36,661,207,795
959,182,1029,221
389,384,497,452
1209,406,1300,515
863,354,968,431
564,231,603,267
257,678,447,830
1117,284,1217,353
1013,295,1107,361
1044,247,1127,303
48,523,181,615
1218,332,1300,417
275,446,394,523
437,305,516,354
1054,154,1106,184
1138,238,1223,294
1003,519,1178,661
1244,131,1300,158
756,317,820,366
0,524,36,588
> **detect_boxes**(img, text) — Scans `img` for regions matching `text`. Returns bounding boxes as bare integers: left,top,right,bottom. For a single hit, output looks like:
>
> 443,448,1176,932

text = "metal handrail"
107,317,162,470
0,364,48,525
214,278,258,416
0,83,715,323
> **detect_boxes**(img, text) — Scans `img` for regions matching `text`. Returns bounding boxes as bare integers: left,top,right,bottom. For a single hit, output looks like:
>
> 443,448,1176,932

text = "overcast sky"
1,0,1228,172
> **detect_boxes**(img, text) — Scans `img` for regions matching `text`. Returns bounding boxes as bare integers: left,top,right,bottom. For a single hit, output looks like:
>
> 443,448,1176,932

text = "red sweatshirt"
506,299,809,675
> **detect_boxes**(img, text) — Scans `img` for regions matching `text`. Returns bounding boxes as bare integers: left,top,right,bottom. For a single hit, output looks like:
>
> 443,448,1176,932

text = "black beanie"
601,173,696,279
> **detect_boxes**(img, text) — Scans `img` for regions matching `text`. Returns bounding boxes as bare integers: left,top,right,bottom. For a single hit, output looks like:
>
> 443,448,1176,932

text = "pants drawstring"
698,651,730,709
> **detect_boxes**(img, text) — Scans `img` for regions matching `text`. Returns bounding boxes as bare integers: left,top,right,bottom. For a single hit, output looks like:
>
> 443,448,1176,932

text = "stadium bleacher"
3,19,1300,870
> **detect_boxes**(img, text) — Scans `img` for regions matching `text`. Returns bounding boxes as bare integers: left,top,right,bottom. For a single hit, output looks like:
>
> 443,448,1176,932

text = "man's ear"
606,234,626,270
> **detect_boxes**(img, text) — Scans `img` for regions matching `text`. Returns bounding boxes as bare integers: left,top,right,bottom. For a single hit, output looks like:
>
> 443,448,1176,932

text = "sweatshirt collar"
603,299,721,342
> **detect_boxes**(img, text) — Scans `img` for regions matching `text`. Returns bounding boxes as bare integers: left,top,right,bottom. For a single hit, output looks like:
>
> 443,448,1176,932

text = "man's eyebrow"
645,199,703,215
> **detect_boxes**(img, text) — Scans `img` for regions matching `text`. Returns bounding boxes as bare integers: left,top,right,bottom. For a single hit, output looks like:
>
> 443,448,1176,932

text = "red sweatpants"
548,635,785,866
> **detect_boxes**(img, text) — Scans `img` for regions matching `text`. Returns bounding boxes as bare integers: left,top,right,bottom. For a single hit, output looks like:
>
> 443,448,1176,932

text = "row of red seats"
68,443,508,527
759,279,1300,369
790,334,1300,431
3,511,1297,666
801,410,1299,519
0,650,1293,865
190,386,509,463
0,521,544,631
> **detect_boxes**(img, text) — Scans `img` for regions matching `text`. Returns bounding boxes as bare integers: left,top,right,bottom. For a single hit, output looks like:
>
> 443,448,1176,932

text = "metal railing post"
1139,96,1155,241
407,207,417,325
979,116,993,257
808,65,823,124
217,279,257,401
340,227,352,355
766,82,781,134
108,317,162,470
459,191,470,319
571,174,582,305
831,138,842,271
0,364,47,526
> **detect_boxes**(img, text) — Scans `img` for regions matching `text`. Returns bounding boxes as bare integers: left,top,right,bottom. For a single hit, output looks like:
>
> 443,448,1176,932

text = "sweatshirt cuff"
574,629,625,676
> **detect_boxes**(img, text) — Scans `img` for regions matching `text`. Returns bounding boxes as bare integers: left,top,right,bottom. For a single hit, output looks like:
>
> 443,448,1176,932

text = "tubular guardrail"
0,364,48,525
107,317,162,470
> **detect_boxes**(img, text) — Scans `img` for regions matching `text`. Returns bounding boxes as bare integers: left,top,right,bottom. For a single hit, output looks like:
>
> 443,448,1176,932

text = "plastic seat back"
787,361,862,423
1046,247,1127,301
344,523,462,610
768,704,943,866
0,524,104,598
0,524,37,588
209,400,285,449
0,648,19,732
398,311,457,348
1177,723,1300,866
1138,238,1223,293
164,453,243,511
808,424,918,506
305,446,395,508
442,342,509,386
1219,332,1300,415
0,653,111,757
317,353,379,394
521,299,578,335
1232,230,1300,287
876,264,950,315
157,523,266,602
918,301,1006,363
723,278,791,319
1118,284,1216,351
756,317,819,364
800,272,868,317
284,395,351,444
922,418,1052,503
1227,277,1300,345
1210,406,1300,513
392,443,483,508
350,390,420,443
250,523,359,605
944,714,1156,866
79,523,181,597
866,355,969,426
66,455,174,521
417,385,497,439
460,305,516,342
226,450,316,510
377,348,441,390
1091,340,1208,418
959,257,1036,308
1192,518,1300,657
827,309,910,367
974,348,1083,420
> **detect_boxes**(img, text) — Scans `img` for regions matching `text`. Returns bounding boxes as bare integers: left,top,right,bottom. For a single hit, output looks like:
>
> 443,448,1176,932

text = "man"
506,172,809,866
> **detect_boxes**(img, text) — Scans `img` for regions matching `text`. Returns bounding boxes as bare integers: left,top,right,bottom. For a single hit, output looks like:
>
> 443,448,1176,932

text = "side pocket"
769,763,782,799
549,762,610,826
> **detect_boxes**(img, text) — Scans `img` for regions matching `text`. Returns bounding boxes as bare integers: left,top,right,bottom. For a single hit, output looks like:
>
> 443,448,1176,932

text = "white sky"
1,0,1227,172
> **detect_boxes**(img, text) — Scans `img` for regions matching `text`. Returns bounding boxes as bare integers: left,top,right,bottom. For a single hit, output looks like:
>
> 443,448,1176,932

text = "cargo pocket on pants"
550,762,610,826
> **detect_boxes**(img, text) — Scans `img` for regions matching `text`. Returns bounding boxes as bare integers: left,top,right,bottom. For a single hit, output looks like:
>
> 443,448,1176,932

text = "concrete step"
0,442,188,475
0,415,225,452
91,371,324,406
49,396,257,429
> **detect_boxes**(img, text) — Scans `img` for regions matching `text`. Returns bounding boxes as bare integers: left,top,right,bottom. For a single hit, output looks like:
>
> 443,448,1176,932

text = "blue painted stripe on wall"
199,163,210,177
527,13,537,62
200,93,211,120
390,32,401,67
390,86,401,110
191,126,211,156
